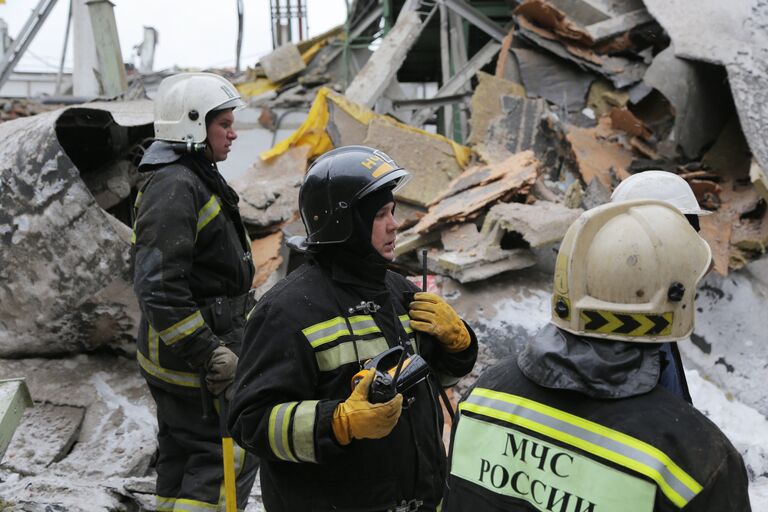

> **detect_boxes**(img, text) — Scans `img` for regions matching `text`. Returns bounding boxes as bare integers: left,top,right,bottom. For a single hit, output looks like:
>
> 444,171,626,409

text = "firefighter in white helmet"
131,73,258,509
443,200,750,512
611,170,712,404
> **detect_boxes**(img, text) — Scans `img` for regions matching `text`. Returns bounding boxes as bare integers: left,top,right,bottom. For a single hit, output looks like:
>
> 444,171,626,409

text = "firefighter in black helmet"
229,145,478,511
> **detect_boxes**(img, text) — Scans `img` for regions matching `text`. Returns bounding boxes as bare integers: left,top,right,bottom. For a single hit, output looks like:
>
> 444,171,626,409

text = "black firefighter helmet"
289,145,410,252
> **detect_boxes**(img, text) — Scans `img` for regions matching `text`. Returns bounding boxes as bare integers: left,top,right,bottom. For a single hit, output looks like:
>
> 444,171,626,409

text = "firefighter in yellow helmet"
443,200,750,512
131,73,258,510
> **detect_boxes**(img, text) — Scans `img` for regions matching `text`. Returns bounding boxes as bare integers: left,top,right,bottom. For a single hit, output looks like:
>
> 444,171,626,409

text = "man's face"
370,201,401,261
205,109,237,162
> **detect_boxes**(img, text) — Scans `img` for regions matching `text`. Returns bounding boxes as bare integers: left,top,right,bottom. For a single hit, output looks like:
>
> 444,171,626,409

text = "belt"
387,499,423,512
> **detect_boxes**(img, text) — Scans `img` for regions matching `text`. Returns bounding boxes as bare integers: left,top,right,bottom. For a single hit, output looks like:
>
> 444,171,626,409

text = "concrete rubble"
1,0,768,509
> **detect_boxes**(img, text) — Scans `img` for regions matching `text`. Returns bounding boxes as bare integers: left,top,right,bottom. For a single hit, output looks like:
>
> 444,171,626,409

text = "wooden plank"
0,378,32,462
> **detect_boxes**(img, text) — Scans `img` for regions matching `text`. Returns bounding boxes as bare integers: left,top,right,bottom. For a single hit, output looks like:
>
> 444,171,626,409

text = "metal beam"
0,0,59,90
442,0,507,43
411,40,501,126
345,1,437,108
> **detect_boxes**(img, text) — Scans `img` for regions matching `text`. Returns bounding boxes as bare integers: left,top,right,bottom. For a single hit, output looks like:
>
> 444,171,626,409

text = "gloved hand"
409,292,470,353
205,344,238,396
332,369,403,446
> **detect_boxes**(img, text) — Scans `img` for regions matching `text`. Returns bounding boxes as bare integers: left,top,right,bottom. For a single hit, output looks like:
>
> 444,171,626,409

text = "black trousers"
148,382,259,511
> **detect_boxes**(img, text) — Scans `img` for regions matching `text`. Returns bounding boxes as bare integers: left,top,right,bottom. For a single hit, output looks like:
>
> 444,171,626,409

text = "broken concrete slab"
642,0,757,67
2,402,85,475
232,145,309,232
326,96,370,147
434,201,582,283
467,71,525,147
515,16,647,89
512,47,595,113
483,200,583,248
436,249,537,283
363,118,464,207
410,151,539,234
643,0,768,177
0,379,32,463
260,43,307,83
345,4,427,108
0,102,153,357
0,353,156,483
643,46,731,159
441,223,483,253
476,94,550,165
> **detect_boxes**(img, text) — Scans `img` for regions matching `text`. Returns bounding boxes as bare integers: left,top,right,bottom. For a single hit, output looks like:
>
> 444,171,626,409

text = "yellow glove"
409,292,470,353
332,369,403,446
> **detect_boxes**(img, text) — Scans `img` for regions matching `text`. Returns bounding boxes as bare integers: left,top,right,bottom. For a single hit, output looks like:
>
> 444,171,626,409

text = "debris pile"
2,0,768,509
235,0,767,286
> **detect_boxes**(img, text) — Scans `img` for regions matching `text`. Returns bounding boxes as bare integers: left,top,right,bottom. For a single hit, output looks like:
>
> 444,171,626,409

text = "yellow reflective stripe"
155,495,175,511
172,497,220,511
158,311,205,345
155,496,219,511
462,388,702,508
399,313,412,333
130,229,136,244
137,351,200,388
149,325,160,364
134,190,143,208
302,315,381,348
268,402,299,462
293,400,319,463
196,195,221,234
315,337,390,372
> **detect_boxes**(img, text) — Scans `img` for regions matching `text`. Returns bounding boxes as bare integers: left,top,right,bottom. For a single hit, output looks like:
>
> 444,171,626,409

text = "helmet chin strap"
169,140,207,154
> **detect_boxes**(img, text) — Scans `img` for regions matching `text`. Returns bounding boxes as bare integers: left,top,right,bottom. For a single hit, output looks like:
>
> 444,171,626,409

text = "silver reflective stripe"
292,400,319,463
399,314,413,333
303,315,380,348
315,337,390,372
268,402,298,462
463,390,701,507
137,351,200,388
158,311,205,345
303,317,349,348
149,325,160,364
196,195,221,234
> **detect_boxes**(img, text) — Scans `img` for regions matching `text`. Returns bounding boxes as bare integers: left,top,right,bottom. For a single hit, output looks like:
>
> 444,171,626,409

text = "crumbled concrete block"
441,223,483,252
468,71,525,148
232,145,310,230
2,402,85,475
260,43,307,83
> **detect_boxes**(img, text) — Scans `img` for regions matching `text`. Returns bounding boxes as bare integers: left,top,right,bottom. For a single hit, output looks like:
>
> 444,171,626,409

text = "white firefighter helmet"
611,170,711,215
551,199,712,343
153,72,245,143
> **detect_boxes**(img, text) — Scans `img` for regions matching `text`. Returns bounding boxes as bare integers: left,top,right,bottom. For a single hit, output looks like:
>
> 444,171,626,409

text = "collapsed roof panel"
0,102,152,357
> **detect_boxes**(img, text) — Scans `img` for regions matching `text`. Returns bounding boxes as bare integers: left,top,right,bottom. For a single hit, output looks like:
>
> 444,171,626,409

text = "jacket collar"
517,323,661,399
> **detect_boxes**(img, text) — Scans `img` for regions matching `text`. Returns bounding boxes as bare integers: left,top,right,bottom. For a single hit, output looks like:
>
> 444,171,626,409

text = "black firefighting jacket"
443,325,751,512
228,258,478,512
131,142,254,395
